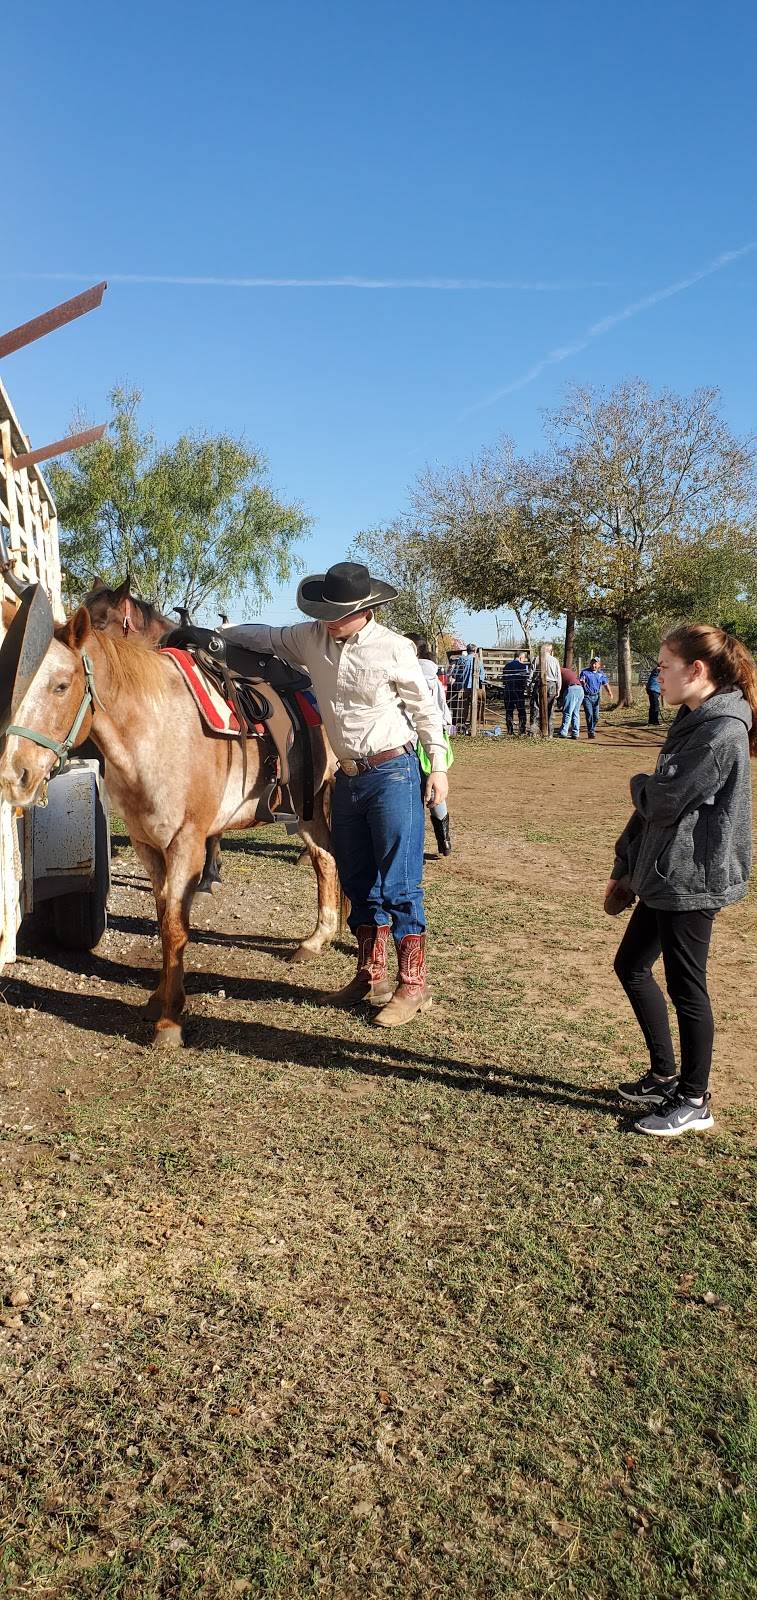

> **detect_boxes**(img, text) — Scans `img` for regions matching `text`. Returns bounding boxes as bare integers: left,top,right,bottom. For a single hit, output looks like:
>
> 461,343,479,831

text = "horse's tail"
338,883,350,941
322,774,350,938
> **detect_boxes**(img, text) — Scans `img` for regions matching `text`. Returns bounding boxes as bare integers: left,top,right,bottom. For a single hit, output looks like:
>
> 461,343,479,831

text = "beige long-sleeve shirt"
223,615,448,771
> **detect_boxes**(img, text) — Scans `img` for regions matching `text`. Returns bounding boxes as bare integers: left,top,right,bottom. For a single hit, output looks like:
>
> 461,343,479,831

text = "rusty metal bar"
11,423,107,471
0,282,107,361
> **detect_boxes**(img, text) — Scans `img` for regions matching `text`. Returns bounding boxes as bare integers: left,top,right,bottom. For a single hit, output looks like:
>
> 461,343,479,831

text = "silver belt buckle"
340,758,359,777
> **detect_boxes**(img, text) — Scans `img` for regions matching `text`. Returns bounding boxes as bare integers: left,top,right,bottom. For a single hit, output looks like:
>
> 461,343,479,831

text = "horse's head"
83,574,133,635
83,575,169,646
0,607,94,806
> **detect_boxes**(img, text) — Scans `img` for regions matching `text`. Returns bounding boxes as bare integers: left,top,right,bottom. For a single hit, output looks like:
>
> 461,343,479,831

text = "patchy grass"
1,738,755,1598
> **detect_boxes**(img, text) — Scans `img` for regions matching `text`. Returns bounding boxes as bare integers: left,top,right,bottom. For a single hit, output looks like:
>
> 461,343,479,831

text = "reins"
4,651,101,777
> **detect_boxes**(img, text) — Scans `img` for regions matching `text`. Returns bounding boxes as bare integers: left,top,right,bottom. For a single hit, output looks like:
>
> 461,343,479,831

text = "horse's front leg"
153,830,207,1048
289,787,341,963
131,840,169,1018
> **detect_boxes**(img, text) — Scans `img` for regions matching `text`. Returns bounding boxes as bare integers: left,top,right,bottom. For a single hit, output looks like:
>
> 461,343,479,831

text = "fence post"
539,642,549,737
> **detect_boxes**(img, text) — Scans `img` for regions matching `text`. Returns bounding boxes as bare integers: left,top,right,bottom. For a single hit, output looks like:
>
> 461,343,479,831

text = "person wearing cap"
580,656,612,738
223,562,449,1025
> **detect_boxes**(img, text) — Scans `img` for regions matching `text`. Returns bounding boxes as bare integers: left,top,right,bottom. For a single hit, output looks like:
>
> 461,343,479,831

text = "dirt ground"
1,708,755,1598
1,708,755,1119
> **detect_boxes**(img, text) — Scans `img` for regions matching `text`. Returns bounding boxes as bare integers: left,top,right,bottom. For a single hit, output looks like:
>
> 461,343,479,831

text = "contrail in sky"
460,241,757,417
2,271,613,292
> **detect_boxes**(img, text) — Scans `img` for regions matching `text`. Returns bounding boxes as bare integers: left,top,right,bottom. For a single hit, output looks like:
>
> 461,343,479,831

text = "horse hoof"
288,944,319,965
154,1022,183,1049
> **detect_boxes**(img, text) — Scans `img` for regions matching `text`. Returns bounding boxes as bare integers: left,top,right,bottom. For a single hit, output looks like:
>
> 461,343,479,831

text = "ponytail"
663,623,757,757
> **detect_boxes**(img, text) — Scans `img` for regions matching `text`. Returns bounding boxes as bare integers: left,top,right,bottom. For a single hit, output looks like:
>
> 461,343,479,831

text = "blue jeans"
559,684,584,737
331,752,426,940
584,694,600,735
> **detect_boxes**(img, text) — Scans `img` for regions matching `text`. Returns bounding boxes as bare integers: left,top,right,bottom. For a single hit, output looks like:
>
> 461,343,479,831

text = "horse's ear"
89,575,106,594
111,574,131,602
59,606,92,653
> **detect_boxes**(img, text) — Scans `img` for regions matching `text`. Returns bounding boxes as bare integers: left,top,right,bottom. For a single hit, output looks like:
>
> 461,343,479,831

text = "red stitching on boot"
357,925,390,981
395,933,427,995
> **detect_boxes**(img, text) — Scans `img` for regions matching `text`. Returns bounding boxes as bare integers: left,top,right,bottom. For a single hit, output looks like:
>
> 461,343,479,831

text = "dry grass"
0,732,755,1598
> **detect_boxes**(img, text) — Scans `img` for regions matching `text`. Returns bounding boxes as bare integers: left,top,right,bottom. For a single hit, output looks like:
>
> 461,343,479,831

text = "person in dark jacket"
502,651,529,735
606,624,756,1137
646,662,662,724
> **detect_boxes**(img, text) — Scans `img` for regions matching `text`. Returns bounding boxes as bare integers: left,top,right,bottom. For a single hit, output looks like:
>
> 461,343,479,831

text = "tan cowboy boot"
320,925,393,1007
372,933,432,1027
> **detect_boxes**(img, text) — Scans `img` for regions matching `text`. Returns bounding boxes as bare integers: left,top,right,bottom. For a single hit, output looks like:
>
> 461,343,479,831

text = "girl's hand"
604,876,635,916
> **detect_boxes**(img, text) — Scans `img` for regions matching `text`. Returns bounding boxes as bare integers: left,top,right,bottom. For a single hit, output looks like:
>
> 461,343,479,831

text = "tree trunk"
563,611,575,667
616,617,633,706
513,605,531,657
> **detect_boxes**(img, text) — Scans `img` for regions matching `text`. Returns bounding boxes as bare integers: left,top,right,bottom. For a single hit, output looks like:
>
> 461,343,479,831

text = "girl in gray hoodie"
607,624,757,1137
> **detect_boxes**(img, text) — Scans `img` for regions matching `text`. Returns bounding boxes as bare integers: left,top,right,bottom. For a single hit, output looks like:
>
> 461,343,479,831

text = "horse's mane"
95,630,171,698
54,622,171,700
131,594,172,630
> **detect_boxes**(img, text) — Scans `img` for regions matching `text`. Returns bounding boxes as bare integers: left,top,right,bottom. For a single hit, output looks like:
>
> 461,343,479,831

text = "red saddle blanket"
160,647,321,737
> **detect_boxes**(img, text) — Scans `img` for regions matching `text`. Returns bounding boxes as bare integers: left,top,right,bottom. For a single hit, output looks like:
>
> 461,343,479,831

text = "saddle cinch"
160,625,315,824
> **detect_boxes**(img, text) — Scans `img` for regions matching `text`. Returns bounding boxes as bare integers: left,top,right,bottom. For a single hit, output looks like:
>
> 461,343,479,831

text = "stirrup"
255,780,299,826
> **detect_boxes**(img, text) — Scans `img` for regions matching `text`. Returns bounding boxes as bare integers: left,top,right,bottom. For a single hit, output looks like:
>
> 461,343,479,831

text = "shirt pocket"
349,663,390,702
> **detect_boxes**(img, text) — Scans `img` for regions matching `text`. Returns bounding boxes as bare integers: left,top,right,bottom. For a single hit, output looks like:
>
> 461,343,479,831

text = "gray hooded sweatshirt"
611,688,753,912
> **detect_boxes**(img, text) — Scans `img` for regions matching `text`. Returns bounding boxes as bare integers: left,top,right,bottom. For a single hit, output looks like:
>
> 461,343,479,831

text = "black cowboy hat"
0,583,56,733
296,561,398,621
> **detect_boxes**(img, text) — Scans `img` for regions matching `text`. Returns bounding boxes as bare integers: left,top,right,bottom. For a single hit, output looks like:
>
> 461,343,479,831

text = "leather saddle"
161,625,314,824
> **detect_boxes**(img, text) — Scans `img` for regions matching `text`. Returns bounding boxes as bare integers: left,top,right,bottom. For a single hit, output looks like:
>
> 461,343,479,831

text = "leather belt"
339,741,415,777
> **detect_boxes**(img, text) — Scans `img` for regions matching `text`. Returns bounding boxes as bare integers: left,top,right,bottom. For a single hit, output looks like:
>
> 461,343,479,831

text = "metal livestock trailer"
0,374,109,971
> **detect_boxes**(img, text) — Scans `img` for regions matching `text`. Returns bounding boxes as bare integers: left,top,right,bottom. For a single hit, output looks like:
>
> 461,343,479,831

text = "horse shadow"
2,966,624,1118
103,911,353,959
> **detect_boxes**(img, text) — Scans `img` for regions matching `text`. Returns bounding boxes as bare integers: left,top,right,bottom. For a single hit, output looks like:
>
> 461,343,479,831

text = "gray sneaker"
618,1071,679,1105
634,1091,714,1138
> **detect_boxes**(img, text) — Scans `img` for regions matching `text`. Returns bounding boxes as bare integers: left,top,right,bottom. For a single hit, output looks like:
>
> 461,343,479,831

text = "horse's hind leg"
153,830,207,1047
289,786,340,964
197,834,222,894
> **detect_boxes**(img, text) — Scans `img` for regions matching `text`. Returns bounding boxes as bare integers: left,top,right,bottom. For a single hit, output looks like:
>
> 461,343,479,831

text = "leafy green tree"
545,381,755,703
718,603,757,653
49,387,310,616
520,454,603,665
410,440,557,655
350,520,458,646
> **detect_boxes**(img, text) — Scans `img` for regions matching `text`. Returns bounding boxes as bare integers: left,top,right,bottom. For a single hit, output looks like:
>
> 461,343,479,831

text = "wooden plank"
0,421,20,548
18,464,38,583
12,422,106,470
28,479,45,590
0,281,107,360
0,376,56,512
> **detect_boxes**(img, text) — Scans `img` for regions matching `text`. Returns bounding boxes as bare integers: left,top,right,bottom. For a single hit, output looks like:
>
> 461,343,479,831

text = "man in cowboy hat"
224,560,449,1025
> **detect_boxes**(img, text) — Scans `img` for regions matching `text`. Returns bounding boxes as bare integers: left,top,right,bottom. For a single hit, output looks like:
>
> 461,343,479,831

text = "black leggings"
614,901,716,1097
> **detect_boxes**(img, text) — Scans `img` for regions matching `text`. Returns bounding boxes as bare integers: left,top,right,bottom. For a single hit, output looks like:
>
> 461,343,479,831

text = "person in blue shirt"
646,662,662,725
579,656,612,738
450,645,485,732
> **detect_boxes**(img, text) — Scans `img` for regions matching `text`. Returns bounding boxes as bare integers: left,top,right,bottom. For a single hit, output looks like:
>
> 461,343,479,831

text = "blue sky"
3,0,756,637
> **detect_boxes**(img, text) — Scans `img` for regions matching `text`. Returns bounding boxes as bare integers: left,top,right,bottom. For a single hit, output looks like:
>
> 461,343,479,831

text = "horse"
83,576,172,646
82,577,225,891
0,606,341,1046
